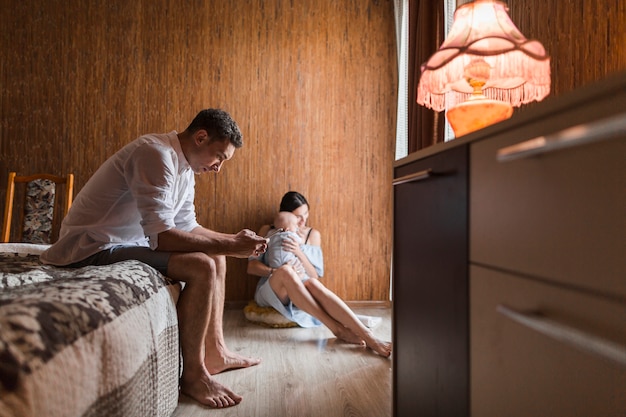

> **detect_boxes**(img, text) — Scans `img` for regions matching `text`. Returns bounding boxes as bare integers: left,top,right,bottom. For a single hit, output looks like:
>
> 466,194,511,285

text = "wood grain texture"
172,307,392,417
507,0,626,102
0,0,397,302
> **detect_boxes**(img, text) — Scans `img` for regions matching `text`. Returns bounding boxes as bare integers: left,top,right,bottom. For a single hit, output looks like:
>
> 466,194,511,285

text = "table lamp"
416,0,551,137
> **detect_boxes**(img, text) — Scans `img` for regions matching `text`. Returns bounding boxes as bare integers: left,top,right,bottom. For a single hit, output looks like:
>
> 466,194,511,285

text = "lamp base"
446,98,513,137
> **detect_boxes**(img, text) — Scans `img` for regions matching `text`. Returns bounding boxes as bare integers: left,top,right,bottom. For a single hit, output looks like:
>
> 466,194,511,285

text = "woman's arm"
246,224,275,277
285,228,322,279
247,258,275,277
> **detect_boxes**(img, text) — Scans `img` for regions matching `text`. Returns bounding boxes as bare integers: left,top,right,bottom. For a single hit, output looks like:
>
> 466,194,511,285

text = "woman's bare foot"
205,350,262,374
180,373,242,408
334,325,366,346
362,332,392,357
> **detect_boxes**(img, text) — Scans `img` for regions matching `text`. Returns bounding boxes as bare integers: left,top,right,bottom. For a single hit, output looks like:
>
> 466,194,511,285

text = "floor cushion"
243,300,298,328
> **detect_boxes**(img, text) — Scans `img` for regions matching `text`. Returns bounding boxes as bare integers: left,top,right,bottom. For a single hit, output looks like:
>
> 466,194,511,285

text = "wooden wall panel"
508,0,626,99
0,0,397,302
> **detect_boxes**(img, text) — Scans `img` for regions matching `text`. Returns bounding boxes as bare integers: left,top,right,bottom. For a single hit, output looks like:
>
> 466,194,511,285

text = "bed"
0,243,181,417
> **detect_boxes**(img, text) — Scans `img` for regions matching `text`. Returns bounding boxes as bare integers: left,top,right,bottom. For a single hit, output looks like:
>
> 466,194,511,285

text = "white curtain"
443,0,456,142
393,0,409,160
394,0,457,154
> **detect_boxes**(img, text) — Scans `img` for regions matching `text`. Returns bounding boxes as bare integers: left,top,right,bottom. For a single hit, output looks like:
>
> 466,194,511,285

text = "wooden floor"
172,307,392,417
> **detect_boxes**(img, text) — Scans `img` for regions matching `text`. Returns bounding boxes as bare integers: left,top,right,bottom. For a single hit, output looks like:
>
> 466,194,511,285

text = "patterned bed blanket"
0,251,181,417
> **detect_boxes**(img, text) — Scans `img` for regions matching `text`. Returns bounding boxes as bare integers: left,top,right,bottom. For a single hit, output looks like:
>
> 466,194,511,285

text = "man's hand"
230,229,268,258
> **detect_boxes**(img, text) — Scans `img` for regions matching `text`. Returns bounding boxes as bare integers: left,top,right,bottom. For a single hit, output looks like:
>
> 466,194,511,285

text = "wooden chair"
2,172,74,243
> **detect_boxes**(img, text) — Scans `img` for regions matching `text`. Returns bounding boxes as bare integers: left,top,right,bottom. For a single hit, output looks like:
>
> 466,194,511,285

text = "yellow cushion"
243,300,298,328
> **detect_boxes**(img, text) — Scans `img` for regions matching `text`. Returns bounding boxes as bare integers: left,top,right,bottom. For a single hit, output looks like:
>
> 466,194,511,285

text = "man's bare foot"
180,374,242,408
205,351,262,374
334,326,366,346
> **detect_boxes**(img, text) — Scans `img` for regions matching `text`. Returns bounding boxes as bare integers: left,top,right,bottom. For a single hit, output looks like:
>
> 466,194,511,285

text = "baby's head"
274,211,299,232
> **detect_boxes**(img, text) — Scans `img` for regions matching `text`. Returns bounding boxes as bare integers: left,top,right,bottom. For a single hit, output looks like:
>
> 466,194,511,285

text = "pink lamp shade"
416,0,551,136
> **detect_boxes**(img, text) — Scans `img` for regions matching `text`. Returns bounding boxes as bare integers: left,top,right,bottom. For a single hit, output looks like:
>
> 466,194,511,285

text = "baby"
265,211,303,275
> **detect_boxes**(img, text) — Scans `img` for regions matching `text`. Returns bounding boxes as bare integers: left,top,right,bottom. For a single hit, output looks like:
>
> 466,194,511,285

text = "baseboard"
225,300,391,310
346,300,391,309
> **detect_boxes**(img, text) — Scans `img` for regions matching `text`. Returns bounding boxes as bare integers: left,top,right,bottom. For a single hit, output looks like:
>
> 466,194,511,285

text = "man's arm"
155,226,267,258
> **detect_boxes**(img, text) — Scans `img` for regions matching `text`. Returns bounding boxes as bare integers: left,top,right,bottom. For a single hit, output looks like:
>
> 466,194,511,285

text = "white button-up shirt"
41,131,199,265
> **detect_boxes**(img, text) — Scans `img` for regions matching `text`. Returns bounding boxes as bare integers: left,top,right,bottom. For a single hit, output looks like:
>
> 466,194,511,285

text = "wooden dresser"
392,71,626,417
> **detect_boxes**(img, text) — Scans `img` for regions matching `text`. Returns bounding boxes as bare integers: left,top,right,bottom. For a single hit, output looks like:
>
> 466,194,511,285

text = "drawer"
470,117,626,298
393,144,469,417
470,265,626,417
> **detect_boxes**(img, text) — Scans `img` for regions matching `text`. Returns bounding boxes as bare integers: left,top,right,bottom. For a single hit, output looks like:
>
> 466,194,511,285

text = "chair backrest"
2,172,74,243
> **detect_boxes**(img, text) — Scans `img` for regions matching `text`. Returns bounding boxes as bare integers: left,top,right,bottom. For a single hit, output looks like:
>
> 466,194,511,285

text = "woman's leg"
268,267,364,345
303,278,392,357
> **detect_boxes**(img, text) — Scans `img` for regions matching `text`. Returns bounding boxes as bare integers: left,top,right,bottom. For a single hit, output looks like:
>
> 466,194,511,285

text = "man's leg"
167,252,242,408
202,255,261,374
75,246,259,406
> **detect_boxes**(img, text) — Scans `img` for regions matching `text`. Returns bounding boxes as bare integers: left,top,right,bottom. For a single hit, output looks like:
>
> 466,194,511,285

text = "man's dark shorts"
69,245,171,275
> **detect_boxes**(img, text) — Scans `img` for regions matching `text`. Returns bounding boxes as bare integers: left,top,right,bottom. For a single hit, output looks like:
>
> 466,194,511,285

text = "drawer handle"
392,169,433,186
496,304,626,367
496,112,626,162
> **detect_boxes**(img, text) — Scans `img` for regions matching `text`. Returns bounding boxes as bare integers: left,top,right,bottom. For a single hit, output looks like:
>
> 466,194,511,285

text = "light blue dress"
252,238,324,328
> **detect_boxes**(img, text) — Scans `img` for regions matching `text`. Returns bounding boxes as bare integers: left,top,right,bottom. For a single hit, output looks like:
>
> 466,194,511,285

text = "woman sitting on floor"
247,191,391,357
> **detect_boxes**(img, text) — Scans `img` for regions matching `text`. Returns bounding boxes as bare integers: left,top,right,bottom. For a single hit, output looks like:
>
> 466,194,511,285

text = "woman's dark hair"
186,108,243,148
279,191,309,212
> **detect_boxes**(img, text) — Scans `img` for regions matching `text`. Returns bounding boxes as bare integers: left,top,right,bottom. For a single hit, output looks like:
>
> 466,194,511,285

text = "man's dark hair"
186,108,243,148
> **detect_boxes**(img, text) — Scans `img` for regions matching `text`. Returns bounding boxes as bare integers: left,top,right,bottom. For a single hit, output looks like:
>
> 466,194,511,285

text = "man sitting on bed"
40,108,267,409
